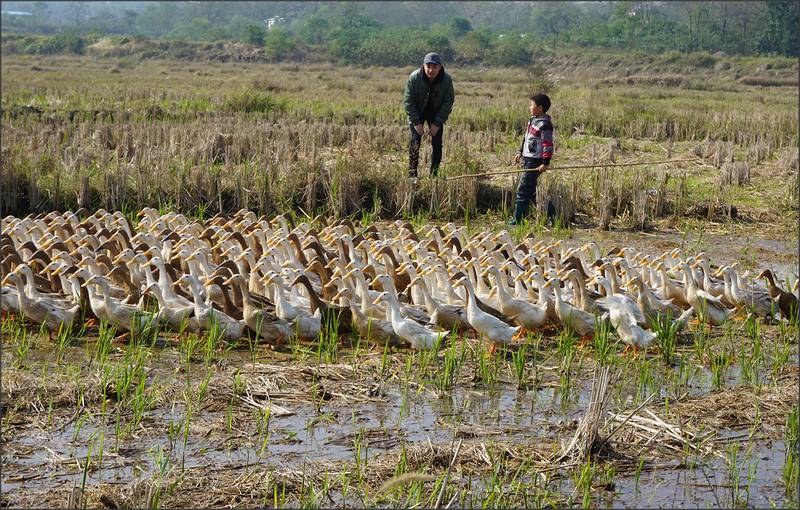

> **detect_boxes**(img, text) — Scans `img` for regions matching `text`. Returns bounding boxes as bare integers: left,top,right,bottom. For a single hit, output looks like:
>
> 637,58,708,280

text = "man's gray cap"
423,52,442,65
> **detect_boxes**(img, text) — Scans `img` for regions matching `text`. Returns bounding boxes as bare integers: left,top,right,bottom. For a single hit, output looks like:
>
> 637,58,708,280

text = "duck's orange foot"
619,344,632,356
114,332,130,343
577,335,593,348
488,341,499,356
512,328,528,341
84,319,97,329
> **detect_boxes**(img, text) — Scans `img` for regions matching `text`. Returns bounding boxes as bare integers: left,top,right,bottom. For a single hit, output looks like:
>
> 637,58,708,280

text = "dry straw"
444,157,702,181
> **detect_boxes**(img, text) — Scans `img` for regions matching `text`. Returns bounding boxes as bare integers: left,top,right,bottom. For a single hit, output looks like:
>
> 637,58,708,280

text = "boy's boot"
546,200,556,226
509,199,529,226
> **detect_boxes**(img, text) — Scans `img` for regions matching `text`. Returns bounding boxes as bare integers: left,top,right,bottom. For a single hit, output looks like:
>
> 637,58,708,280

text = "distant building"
264,16,285,30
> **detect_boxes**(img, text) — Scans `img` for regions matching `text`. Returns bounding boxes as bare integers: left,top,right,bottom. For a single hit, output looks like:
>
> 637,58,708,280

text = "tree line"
2,1,797,63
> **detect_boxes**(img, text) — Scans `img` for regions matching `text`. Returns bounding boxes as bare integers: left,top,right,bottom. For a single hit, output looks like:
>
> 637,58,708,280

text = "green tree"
244,23,265,45
758,1,799,56
447,16,472,38
264,28,295,61
454,28,493,62
298,14,330,45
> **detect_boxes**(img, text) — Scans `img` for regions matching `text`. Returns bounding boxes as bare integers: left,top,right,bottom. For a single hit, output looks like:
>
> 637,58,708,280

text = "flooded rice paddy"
2,226,798,508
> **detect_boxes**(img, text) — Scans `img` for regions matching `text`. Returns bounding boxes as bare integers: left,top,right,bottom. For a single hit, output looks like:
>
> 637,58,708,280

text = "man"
403,52,455,182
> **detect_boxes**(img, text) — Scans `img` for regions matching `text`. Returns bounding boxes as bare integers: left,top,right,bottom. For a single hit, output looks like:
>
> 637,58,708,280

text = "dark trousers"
513,159,542,222
408,121,443,177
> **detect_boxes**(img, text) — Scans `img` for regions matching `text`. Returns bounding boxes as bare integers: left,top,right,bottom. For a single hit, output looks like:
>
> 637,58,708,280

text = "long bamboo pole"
444,157,701,181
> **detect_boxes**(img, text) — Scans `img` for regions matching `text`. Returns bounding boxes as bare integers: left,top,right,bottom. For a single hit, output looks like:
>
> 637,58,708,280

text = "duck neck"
491,269,511,303
414,278,436,312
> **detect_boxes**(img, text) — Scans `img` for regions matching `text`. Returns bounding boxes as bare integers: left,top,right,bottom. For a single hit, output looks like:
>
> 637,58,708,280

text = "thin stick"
444,158,701,181
434,438,463,508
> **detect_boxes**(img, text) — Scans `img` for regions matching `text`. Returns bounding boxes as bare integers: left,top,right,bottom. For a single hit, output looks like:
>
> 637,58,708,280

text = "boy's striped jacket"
519,114,554,163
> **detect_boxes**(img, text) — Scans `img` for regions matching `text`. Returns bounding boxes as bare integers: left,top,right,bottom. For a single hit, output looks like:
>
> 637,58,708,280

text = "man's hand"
536,164,548,173
414,123,424,136
514,153,521,165
428,124,440,137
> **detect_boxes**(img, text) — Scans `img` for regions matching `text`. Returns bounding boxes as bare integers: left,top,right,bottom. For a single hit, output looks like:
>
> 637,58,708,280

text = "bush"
20,30,85,55
221,89,282,113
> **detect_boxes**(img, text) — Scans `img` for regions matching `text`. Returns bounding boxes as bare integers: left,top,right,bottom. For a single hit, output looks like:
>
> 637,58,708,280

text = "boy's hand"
536,164,548,173
514,153,521,164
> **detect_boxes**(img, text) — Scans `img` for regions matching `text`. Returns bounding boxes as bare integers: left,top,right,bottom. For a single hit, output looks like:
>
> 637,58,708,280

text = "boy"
509,93,554,225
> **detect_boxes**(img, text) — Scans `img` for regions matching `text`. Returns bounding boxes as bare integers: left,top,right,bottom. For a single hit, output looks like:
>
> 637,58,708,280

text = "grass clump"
221,89,282,113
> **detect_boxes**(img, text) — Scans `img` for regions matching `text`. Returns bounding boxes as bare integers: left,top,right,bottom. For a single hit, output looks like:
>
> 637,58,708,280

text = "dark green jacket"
403,67,455,127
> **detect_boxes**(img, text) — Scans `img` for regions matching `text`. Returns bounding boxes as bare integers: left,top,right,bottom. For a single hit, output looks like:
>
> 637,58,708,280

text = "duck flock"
2,208,798,355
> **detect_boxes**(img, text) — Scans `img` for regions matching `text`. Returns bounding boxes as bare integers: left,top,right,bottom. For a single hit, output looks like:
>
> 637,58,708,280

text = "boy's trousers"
513,158,543,223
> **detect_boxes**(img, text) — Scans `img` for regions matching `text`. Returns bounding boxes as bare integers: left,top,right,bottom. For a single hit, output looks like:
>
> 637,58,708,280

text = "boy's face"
530,100,544,116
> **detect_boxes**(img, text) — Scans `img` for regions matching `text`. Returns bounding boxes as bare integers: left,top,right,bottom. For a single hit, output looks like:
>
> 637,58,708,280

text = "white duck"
176,273,247,341
83,274,156,334
263,272,321,340
373,291,446,350
677,263,729,326
451,275,521,351
332,287,403,347
600,295,656,357
143,282,201,333
482,266,548,330
542,277,597,339
2,270,79,333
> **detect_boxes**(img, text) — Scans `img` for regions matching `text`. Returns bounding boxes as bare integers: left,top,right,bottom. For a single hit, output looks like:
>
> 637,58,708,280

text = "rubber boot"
509,199,529,226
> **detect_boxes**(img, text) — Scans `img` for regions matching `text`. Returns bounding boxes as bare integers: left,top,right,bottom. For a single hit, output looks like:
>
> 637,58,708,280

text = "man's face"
424,63,441,80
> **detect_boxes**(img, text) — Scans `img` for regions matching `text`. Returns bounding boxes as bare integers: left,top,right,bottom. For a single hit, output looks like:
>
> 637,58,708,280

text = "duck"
558,268,603,314
175,273,247,341
653,262,692,309
756,269,798,321
290,273,353,334
542,277,597,339
371,273,431,326
451,274,521,351
83,274,156,335
224,274,292,343
263,272,321,340
715,265,774,319
627,276,692,332
2,270,80,334
142,282,201,333
481,266,548,330
586,274,647,326
693,254,729,303
372,291,446,350
677,263,729,326
332,287,404,347
1,278,22,315
599,293,657,357
407,275,471,332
